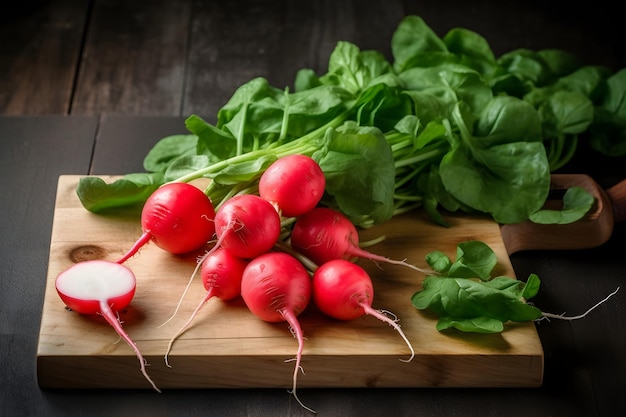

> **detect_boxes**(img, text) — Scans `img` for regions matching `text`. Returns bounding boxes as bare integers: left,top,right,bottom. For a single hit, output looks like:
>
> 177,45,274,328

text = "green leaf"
411,274,543,333
391,15,448,73
398,64,493,117
528,186,594,224
143,134,198,173
436,316,504,333
442,27,497,76
589,68,626,156
163,155,211,182
294,68,321,92
441,100,551,224
314,121,395,224
448,240,497,280
497,48,556,87
211,155,276,185
76,175,161,213
413,241,543,333
186,114,238,161
425,251,452,274
539,91,594,136
522,274,541,299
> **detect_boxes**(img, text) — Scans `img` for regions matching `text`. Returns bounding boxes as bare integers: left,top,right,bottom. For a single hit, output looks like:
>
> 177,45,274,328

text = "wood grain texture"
183,0,405,120
37,175,543,390
70,0,191,115
0,0,88,114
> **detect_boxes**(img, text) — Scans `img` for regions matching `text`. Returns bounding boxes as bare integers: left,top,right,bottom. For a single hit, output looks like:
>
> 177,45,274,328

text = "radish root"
280,309,316,414
361,304,415,363
538,286,620,322
158,251,208,328
99,300,161,393
164,290,214,367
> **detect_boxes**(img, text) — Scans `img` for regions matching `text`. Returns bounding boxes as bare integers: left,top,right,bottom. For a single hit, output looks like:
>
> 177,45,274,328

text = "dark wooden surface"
1,1,625,416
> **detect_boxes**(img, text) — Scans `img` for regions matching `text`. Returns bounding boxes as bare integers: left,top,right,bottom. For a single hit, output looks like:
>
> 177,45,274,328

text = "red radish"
162,195,280,329
117,182,216,263
290,207,429,273
312,259,415,362
258,154,326,218
55,260,160,392
240,252,313,413
164,248,247,366
210,194,281,259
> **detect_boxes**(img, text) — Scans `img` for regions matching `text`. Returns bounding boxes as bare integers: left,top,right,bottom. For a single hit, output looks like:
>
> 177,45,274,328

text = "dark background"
1,1,625,416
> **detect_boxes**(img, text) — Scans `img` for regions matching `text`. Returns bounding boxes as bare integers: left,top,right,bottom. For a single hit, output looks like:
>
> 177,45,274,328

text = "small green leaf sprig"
412,240,620,333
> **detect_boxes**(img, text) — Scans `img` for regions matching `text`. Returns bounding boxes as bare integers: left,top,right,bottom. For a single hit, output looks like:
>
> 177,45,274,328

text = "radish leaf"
412,241,542,333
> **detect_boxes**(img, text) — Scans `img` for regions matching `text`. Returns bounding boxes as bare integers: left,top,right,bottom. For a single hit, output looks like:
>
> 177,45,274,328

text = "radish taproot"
117,182,216,263
210,194,282,259
258,154,326,218
55,260,160,392
313,259,415,362
164,248,247,366
290,207,430,273
240,252,314,413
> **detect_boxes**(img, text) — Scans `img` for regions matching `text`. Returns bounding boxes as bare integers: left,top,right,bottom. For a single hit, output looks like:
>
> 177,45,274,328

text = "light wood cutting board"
37,175,544,390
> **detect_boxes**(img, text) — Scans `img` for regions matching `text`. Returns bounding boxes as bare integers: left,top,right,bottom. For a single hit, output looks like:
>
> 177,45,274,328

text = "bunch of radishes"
55,154,418,413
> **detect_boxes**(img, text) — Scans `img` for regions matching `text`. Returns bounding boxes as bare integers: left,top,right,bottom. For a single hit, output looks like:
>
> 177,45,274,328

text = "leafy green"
76,14,622,229
143,134,198,172
439,99,550,223
412,241,543,333
77,175,161,212
589,68,626,156
314,122,395,223
528,186,595,224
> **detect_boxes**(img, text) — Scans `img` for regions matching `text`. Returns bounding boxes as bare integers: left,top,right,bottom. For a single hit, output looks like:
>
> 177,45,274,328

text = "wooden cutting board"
37,175,544,390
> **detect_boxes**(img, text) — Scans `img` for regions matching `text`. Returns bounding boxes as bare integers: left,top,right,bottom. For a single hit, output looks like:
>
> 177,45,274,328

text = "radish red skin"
258,154,326,218
290,207,362,265
200,248,247,300
241,252,311,322
213,194,281,259
291,207,430,273
57,288,135,316
118,182,216,263
312,259,373,321
312,259,415,362
240,252,313,412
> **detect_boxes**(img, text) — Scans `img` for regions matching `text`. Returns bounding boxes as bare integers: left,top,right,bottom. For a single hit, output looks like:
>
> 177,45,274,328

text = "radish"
164,248,247,366
290,207,430,273
210,194,281,259
312,259,415,362
258,154,326,218
240,252,314,413
55,260,160,392
162,194,281,329
117,182,216,263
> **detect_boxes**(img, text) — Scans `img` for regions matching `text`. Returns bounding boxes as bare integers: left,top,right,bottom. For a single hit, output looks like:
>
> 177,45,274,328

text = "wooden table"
1,1,625,416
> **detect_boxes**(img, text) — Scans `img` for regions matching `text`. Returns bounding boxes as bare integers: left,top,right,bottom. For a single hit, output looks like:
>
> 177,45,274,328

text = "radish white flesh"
117,182,216,263
259,154,326,218
291,207,430,274
55,260,160,392
240,252,314,413
313,259,415,363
